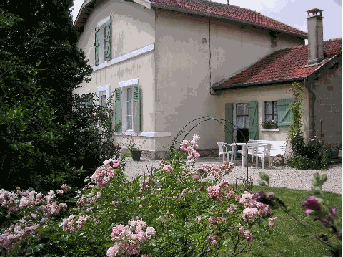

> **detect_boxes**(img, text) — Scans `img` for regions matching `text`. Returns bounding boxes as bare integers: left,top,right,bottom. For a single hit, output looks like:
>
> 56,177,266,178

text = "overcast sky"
71,0,342,41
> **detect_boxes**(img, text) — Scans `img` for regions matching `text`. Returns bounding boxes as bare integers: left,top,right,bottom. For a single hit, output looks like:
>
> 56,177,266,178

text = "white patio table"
230,141,271,168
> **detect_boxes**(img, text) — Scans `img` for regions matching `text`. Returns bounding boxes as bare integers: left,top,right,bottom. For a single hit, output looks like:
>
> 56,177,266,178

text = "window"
264,101,278,122
99,90,107,107
97,85,110,107
95,16,111,66
115,79,141,133
126,87,133,130
236,103,249,128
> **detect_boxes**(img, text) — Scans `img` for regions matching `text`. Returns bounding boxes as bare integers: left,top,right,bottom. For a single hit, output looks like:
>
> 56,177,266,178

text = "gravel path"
123,157,342,194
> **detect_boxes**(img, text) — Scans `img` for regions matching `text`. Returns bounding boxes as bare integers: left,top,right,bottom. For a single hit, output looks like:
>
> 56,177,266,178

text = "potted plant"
262,120,278,129
123,134,144,161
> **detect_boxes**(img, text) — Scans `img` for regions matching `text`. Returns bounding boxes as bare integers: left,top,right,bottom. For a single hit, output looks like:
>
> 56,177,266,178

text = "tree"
0,4,117,191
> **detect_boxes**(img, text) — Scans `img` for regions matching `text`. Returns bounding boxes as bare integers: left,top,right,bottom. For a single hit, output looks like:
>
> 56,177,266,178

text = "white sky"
71,0,342,41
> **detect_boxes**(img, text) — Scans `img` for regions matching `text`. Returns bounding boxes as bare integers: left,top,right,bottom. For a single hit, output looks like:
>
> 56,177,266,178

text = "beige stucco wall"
154,9,304,150
74,0,159,153
310,61,342,148
210,21,304,83
216,84,310,144
77,0,155,67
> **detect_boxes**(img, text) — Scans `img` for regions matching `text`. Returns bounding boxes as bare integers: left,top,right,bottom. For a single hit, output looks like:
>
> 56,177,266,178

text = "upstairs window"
95,16,112,66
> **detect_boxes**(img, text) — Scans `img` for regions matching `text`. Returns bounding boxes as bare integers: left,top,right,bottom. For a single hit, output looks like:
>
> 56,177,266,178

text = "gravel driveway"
123,157,342,194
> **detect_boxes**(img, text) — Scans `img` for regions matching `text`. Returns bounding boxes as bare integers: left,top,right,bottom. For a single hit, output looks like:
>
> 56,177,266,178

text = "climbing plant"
287,82,330,170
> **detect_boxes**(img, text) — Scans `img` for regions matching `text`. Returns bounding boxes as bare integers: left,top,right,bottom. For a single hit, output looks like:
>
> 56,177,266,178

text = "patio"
123,156,342,194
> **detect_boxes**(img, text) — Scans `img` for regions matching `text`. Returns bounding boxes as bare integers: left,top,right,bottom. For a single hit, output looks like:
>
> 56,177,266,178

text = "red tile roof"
213,38,342,89
75,0,307,38
150,0,307,38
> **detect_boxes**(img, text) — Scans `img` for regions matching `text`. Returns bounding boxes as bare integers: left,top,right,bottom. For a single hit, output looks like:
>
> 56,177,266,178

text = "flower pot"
131,150,142,161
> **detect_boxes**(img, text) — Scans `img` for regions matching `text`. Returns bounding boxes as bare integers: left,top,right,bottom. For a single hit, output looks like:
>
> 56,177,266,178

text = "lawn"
240,185,342,257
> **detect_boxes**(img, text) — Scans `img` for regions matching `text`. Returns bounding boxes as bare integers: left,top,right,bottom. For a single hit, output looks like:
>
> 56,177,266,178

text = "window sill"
261,128,280,132
114,131,172,138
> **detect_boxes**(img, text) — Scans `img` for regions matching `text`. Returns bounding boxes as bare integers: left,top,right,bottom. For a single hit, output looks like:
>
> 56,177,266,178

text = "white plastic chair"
255,143,272,169
226,143,236,163
217,142,228,162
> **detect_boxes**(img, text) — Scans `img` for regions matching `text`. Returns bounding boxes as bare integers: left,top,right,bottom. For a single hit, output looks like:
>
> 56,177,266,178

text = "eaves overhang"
212,77,305,91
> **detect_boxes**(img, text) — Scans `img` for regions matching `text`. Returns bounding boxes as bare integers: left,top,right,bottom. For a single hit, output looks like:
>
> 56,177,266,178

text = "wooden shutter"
248,101,258,140
94,28,100,66
225,103,234,144
278,99,294,127
104,18,111,61
115,88,122,132
132,85,141,133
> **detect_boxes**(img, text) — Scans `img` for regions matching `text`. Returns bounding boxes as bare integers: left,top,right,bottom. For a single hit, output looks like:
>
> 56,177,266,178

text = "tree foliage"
0,3,117,191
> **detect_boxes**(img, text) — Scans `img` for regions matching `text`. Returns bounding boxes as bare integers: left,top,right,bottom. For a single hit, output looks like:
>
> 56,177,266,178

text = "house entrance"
236,103,249,143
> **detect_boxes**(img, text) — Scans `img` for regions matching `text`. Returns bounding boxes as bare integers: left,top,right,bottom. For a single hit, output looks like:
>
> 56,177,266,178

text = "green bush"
288,134,331,170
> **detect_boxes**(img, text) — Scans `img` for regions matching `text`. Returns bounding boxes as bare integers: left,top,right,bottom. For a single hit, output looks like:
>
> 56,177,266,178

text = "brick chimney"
307,8,324,65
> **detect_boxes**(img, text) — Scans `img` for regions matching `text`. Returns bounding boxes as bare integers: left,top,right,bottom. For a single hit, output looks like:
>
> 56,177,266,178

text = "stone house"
74,0,341,159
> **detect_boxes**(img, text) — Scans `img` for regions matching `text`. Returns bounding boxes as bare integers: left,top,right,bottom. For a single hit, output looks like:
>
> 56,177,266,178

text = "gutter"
212,77,305,91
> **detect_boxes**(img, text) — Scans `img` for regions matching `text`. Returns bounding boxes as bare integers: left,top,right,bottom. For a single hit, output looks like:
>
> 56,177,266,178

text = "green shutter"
85,93,92,109
133,85,141,133
115,88,122,132
225,103,234,144
278,98,294,127
95,28,100,66
248,101,258,140
104,18,111,61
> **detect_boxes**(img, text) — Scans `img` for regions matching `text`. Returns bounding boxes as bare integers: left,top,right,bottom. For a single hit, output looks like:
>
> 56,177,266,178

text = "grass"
237,185,342,257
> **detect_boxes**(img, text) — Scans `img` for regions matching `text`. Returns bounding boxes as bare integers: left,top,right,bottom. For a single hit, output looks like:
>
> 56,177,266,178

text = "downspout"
209,17,215,95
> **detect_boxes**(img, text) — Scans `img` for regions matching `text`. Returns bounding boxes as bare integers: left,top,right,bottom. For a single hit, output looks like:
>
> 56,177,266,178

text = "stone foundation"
120,148,219,160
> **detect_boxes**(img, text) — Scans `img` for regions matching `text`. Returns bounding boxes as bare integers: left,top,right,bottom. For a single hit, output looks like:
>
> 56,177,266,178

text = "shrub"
0,135,276,256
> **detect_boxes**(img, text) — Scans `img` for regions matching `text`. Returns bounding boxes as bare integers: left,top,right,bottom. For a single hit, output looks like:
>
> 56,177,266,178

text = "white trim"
93,44,155,71
140,132,171,137
115,132,172,138
97,16,111,28
119,78,139,88
261,128,280,132
97,84,110,98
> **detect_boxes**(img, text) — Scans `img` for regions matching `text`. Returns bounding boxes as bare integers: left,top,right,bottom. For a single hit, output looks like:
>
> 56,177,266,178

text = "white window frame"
263,101,278,122
96,16,111,66
119,79,139,133
97,85,110,107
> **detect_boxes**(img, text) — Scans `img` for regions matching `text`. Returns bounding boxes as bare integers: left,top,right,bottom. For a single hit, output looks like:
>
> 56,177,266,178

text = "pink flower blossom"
242,208,259,222
268,217,277,228
163,165,173,172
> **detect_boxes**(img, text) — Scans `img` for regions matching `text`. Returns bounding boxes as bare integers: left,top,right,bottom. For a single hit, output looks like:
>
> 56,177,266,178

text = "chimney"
307,8,324,65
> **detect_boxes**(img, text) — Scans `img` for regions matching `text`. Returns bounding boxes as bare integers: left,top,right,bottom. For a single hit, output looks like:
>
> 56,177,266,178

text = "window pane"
273,115,278,122
244,116,249,128
243,103,248,115
273,102,278,116
236,104,244,115
237,103,248,115
265,114,273,121
236,116,245,128
265,102,272,114
101,95,106,107
127,115,132,130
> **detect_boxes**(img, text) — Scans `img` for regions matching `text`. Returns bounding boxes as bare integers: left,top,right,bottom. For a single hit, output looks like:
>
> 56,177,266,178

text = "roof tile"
150,0,307,37
215,38,342,88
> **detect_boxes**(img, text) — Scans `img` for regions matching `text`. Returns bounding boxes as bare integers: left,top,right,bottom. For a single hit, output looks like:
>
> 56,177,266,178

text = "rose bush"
0,135,276,256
